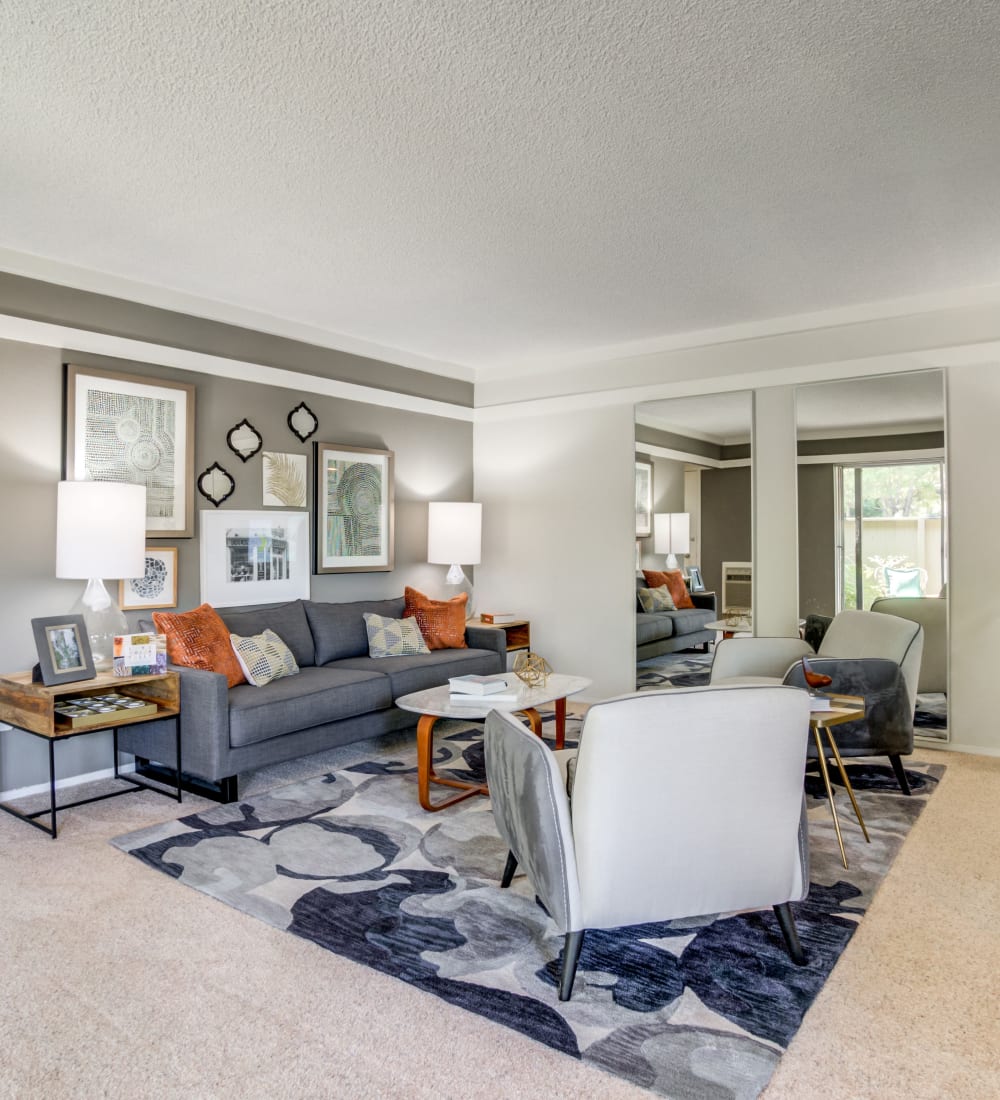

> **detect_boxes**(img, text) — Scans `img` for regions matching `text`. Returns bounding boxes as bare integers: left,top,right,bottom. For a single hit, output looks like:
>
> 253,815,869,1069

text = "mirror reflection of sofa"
635,577,718,659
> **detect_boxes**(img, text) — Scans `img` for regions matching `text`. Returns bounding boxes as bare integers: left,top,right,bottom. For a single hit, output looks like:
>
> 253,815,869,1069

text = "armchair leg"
773,902,807,966
558,930,585,1001
888,754,912,795
500,851,518,888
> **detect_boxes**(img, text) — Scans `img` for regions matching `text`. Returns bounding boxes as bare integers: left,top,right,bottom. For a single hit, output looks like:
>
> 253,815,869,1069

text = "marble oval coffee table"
396,673,591,812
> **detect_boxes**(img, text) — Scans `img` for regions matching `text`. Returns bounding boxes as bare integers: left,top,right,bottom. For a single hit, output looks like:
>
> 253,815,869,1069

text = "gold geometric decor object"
512,650,553,688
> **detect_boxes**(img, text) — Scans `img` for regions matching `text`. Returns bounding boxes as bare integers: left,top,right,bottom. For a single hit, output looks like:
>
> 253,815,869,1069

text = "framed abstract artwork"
65,365,196,538
314,442,394,573
200,510,310,608
262,451,307,508
119,547,179,611
635,459,653,537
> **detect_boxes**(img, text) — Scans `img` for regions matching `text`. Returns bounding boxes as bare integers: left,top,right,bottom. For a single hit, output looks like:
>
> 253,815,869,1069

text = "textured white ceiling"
2,1,999,375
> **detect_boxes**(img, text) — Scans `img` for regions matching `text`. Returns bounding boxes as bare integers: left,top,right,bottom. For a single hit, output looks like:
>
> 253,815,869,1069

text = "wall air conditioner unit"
722,561,753,612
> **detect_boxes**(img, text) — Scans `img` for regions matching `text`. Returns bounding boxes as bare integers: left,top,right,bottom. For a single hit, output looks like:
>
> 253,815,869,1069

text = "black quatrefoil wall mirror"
226,418,263,462
197,461,236,507
287,401,319,442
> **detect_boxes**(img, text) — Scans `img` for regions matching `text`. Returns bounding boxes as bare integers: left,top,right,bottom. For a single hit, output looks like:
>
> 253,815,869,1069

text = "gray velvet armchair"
710,609,924,793
483,685,812,1001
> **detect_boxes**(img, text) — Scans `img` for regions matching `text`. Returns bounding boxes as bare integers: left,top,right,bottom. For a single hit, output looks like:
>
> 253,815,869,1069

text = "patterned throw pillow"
403,587,468,650
363,612,431,658
230,629,300,687
638,584,676,613
153,603,246,688
642,569,695,610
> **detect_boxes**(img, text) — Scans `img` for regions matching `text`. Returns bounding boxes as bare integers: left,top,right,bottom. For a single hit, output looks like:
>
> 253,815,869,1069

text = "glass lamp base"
70,578,128,672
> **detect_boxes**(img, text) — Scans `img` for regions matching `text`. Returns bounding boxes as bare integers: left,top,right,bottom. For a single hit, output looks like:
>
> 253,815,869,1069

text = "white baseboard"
931,740,1000,758
0,761,136,804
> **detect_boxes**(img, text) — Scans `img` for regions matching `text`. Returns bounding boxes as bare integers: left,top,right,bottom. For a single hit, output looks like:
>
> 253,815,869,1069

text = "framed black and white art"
200,510,310,608
65,365,196,538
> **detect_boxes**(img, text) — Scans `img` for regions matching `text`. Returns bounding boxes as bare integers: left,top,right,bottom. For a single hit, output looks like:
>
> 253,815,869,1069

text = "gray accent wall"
0,336,473,795
797,465,838,616
699,467,751,597
636,450,686,572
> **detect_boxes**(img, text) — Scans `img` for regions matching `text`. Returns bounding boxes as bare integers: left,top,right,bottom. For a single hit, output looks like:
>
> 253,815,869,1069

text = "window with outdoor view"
837,463,945,610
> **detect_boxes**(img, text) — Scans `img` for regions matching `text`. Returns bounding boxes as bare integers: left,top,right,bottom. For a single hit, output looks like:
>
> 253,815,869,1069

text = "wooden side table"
0,669,182,838
470,618,530,656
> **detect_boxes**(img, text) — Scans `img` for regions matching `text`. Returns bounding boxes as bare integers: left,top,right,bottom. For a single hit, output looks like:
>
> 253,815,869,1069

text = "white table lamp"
427,502,482,586
653,512,690,571
56,480,147,670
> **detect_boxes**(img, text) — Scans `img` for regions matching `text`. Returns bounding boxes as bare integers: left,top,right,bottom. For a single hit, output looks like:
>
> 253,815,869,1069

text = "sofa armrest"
465,625,507,663
691,591,717,614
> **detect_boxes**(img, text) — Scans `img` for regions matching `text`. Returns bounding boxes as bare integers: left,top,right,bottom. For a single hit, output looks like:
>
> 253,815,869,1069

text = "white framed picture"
200,510,310,608
262,451,307,508
119,547,179,610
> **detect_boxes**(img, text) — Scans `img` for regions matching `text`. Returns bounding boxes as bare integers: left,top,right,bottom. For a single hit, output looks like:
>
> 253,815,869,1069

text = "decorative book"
480,613,517,624
448,673,510,696
113,633,168,677
448,691,520,704
55,694,158,728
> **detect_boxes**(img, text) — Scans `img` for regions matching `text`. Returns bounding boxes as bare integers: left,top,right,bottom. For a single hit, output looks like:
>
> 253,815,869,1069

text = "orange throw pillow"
642,569,694,610
153,603,247,688
403,587,468,650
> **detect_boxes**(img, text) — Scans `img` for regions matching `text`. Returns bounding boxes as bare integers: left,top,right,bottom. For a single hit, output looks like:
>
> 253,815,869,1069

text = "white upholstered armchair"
710,609,924,793
483,685,812,1001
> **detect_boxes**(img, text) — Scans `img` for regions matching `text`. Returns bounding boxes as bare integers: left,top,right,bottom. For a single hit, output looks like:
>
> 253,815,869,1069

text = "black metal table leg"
47,738,57,838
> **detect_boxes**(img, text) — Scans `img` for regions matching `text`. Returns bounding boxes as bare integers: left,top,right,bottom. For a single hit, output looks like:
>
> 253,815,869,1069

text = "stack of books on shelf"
480,613,517,624
448,673,520,704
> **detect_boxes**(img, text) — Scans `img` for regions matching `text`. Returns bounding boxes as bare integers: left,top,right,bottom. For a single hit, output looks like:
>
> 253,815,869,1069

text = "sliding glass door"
837,462,945,610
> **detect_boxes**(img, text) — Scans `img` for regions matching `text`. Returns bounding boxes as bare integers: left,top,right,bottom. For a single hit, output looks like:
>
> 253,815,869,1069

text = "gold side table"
809,694,871,869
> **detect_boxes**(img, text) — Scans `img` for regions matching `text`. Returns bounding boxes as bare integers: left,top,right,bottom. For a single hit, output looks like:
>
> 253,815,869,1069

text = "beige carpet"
1,733,998,1100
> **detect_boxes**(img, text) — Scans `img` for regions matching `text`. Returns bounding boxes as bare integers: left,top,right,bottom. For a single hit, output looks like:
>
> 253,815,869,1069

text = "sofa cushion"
638,585,676,613
228,666,393,748
403,587,468,650
230,629,300,687
636,613,675,646
304,597,406,664
218,600,316,668
363,612,430,657
668,608,716,636
153,603,246,688
331,647,501,699
642,569,694,609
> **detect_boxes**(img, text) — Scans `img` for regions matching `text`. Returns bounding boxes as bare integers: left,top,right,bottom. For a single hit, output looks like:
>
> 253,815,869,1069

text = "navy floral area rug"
637,652,948,734
112,716,943,1100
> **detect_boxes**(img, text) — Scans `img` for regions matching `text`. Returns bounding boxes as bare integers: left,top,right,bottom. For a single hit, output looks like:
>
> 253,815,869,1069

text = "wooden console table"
0,669,182,838
470,618,530,655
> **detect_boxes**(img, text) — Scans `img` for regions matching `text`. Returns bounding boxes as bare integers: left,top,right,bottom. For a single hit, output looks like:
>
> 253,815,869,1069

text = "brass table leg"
812,726,849,869
824,728,871,843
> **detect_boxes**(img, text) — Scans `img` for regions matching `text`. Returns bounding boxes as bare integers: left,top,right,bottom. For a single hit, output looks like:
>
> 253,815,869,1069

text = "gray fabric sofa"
118,596,505,802
635,578,718,660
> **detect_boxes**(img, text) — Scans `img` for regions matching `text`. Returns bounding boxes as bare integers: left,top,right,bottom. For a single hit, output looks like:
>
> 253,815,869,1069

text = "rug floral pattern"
113,719,942,1100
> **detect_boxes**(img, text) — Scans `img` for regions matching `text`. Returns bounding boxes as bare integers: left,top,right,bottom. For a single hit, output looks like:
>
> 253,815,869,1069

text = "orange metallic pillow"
403,587,468,650
642,569,694,610
153,603,247,688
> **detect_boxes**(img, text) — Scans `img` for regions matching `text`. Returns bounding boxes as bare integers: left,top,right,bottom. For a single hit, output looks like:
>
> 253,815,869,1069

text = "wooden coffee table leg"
553,697,567,749
519,708,543,738
416,713,488,812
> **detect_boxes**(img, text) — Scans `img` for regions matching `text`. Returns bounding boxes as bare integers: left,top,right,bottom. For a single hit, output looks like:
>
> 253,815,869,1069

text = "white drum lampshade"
653,512,690,571
56,481,147,670
427,502,482,585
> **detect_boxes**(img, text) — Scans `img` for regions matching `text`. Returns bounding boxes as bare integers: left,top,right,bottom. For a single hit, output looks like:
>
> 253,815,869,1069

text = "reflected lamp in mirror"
56,480,147,671
653,512,690,571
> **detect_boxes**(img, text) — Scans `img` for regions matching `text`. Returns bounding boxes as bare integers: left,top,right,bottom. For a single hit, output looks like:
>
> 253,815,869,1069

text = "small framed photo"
314,442,394,573
120,548,179,610
635,459,652,538
687,565,706,592
31,615,96,686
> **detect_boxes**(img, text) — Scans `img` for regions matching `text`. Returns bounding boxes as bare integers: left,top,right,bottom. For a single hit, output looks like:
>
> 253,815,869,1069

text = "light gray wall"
0,337,473,794
797,465,838,616
636,450,685,572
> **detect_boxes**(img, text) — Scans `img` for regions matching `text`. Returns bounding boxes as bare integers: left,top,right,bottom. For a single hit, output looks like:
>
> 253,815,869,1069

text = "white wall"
474,404,636,701
943,363,1000,756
